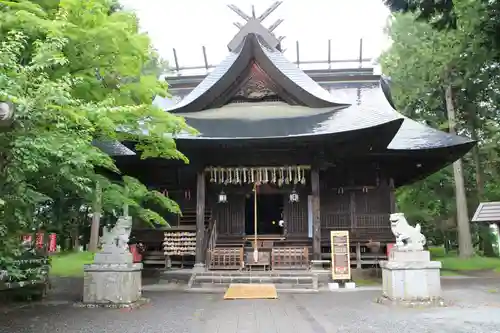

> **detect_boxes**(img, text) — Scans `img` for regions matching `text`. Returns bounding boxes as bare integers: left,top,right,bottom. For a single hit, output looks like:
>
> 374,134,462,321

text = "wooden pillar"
356,242,362,269
389,178,397,213
311,168,321,260
349,191,356,231
195,171,206,267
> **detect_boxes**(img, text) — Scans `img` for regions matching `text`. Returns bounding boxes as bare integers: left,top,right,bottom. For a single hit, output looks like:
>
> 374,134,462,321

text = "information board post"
330,230,351,281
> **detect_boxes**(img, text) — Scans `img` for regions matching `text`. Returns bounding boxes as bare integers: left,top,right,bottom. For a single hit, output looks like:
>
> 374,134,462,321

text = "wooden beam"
258,1,282,22
172,48,180,72
195,171,206,266
202,46,209,70
389,178,396,213
311,168,321,260
227,4,251,21
359,38,364,68
268,18,283,32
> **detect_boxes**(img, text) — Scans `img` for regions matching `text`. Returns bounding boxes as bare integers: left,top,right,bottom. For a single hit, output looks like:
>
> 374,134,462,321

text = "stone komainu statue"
100,216,132,252
389,213,426,251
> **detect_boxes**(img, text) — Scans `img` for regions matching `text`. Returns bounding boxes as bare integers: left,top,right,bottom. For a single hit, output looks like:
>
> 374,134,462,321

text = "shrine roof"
176,101,398,139
164,33,348,114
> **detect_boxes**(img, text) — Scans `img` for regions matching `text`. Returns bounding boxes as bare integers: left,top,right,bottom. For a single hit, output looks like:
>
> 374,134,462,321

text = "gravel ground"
0,277,499,333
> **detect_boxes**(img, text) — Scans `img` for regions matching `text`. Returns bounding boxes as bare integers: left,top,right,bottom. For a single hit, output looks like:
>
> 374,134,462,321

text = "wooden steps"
178,207,211,228
188,271,318,293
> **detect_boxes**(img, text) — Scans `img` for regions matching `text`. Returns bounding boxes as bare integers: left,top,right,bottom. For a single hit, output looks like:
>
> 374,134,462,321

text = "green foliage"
381,1,500,255
428,246,447,258
439,255,500,272
50,251,94,277
383,0,456,30
0,0,194,279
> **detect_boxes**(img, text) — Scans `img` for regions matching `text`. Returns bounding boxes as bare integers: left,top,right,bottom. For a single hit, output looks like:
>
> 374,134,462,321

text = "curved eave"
174,100,406,140
372,77,475,152
376,141,476,186
175,118,403,152
166,34,347,113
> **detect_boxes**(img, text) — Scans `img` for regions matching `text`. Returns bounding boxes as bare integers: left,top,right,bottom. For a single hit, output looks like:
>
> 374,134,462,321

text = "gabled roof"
166,34,349,113
472,202,500,223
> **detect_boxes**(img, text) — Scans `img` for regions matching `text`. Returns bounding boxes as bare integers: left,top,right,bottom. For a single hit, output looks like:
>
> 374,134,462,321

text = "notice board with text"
330,230,351,280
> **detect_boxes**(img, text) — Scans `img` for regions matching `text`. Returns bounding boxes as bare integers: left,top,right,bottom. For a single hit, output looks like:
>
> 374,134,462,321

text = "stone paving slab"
0,278,499,333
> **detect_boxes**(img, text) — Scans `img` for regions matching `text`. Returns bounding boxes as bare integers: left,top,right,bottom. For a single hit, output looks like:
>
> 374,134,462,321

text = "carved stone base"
376,295,447,308
83,263,142,305
380,250,442,302
93,251,133,264
390,250,430,262
75,297,150,309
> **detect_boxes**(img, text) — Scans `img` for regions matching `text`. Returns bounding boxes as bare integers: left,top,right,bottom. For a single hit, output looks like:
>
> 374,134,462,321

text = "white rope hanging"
206,166,309,186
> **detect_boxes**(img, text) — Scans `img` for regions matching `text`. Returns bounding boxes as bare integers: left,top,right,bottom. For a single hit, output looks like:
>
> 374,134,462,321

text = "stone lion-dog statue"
389,213,426,251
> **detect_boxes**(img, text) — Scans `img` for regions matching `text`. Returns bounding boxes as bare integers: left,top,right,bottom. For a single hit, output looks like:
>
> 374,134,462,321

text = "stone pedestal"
379,250,443,306
83,248,143,306
83,262,142,305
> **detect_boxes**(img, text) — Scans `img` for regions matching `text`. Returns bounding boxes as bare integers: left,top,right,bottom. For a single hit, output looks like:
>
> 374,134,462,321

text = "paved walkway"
1,278,500,333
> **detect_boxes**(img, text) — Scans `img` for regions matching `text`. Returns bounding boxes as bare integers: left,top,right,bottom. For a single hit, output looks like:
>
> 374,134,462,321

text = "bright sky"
120,0,391,69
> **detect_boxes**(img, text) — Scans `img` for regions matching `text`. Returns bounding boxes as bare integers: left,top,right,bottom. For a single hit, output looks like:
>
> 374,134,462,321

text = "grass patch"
50,251,95,277
438,255,500,272
440,270,461,276
354,278,381,286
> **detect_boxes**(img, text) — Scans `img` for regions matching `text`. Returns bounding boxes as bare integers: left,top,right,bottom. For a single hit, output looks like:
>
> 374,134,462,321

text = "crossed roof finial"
227,2,285,51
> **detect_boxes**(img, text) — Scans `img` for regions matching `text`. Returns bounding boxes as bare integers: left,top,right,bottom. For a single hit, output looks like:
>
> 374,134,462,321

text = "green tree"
378,3,496,257
0,0,194,270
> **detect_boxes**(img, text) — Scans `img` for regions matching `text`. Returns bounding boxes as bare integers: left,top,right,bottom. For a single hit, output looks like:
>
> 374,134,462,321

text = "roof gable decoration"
232,62,282,102
227,2,285,52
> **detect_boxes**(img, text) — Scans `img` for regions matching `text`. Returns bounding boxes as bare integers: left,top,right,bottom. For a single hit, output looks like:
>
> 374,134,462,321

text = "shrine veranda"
99,3,474,271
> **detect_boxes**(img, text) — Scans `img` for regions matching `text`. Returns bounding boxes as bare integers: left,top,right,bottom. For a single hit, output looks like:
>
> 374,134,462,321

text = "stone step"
194,282,316,289
196,271,316,277
186,286,319,294
193,275,314,284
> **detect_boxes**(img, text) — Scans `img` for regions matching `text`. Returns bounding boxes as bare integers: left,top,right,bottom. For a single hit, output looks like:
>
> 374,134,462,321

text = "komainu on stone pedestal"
389,212,426,251
379,213,444,307
82,216,143,306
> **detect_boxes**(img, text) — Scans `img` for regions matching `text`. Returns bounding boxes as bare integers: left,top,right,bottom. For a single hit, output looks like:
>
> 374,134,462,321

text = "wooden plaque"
330,231,351,280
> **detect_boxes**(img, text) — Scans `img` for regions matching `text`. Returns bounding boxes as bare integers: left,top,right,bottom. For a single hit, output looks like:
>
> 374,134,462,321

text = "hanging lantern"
218,190,227,204
289,189,299,203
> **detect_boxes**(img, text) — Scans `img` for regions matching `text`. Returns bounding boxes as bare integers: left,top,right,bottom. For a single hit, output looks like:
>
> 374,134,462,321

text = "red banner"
35,232,44,249
387,243,395,257
48,233,57,252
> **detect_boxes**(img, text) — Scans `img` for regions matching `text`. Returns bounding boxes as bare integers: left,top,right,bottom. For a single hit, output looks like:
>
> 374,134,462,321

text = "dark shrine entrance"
245,193,284,235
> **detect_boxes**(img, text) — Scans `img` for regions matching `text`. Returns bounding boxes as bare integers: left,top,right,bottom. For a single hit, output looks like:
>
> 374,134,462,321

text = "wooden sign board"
330,231,351,280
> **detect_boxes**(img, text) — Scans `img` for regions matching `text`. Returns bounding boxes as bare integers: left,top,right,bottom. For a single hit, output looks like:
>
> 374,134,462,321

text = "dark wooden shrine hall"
100,3,475,271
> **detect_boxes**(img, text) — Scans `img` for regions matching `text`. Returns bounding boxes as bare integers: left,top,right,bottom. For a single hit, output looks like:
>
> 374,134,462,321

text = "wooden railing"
271,247,309,270
321,213,390,230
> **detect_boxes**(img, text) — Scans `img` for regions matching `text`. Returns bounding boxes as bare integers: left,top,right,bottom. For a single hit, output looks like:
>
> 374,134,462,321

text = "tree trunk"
471,130,484,200
88,182,102,252
73,228,80,249
445,84,473,258
466,103,484,200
